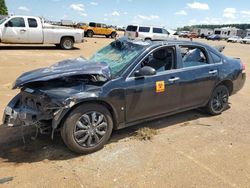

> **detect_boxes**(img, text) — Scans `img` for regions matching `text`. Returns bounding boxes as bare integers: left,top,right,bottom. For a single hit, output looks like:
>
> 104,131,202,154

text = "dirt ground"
0,36,249,188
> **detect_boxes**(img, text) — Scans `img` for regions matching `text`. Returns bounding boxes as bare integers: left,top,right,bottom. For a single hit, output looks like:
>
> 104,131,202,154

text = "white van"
125,25,170,41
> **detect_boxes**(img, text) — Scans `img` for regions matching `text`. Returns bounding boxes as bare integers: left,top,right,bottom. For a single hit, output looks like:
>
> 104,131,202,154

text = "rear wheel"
205,85,229,115
145,38,152,42
61,104,113,154
60,37,74,50
87,30,94,37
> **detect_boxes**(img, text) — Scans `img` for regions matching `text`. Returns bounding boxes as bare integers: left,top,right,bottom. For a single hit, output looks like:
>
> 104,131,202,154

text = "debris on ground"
0,177,14,184
135,127,157,141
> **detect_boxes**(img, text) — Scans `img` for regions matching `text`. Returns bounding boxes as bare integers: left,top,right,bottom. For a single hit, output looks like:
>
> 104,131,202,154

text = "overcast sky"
5,0,250,29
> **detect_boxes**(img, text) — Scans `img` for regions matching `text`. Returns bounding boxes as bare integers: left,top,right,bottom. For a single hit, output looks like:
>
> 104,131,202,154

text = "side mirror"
4,22,9,27
134,66,156,78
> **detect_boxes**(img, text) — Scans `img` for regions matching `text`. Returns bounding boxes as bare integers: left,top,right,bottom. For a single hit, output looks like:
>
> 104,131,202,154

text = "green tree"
0,0,8,15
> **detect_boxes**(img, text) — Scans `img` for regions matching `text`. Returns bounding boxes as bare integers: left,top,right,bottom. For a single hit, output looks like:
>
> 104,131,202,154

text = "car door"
152,27,162,40
125,46,183,123
177,45,218,108
1,17,28,43
27,18,43,43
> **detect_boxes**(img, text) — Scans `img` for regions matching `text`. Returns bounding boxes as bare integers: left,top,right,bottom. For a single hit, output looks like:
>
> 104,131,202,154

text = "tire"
60,37,74,50
111,32,116,38
144,38,152,42
61,103,113,154
87,30,94,37
205,85,229,115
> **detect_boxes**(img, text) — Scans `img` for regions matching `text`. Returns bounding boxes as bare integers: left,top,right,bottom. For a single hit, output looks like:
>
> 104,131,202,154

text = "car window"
153,28,163,34
28,18,38,28
162,29,169,35
89,22,96,27
96,23,101,27
7,17,25,27
139,27,150,33
180,46,209,68
126,25,138,32
131,47,175,76
210,51,221,63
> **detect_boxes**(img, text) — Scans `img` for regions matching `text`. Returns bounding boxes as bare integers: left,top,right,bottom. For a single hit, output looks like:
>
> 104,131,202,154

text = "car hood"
13,57,112,89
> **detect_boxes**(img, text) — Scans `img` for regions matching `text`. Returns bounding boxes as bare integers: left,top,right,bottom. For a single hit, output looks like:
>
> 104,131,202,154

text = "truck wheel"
145,38,152,42
111,32,116,38
61,103,113,154
205,85,229,115
60,37,74,50
87,30,94,37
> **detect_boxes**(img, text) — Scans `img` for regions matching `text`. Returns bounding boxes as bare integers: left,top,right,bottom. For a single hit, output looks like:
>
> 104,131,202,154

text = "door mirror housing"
4,22,9,27
134,66,156,78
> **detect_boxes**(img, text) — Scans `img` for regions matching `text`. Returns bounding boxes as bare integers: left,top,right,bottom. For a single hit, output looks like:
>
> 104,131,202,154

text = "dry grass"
135,127,158,141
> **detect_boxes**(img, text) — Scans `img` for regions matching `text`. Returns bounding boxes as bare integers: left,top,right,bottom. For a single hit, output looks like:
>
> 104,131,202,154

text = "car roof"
119,37,222,55
127,25,164,29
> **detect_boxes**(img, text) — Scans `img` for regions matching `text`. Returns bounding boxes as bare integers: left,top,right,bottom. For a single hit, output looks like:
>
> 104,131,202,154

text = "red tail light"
135,31,139,38
240,60,246,73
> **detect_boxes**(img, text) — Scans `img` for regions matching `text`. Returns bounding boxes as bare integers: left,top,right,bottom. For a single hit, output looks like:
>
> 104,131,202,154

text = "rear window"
126,25,138,32
89,22,96,27
139,27,150,33
210,51,221,63
28,18,37,28
153,28,163,34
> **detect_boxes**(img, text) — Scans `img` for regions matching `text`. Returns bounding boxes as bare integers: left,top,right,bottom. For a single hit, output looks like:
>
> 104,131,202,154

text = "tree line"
177,24,250,31
0,0,8,15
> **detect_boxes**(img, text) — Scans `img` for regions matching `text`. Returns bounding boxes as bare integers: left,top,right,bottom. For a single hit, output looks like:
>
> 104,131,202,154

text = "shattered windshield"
89,38,147,76
0,17,8,25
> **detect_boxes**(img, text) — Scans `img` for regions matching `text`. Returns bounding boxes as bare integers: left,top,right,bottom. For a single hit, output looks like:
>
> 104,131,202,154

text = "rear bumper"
232,72,246,95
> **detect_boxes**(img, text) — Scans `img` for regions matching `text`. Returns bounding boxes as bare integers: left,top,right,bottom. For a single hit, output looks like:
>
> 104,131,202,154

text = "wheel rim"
88,31,93,37
74,111,108,148
211,87,228,113
63,39,73,49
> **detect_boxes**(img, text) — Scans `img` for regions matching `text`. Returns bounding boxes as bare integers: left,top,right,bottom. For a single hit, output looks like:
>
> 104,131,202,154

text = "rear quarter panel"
218,57,245,94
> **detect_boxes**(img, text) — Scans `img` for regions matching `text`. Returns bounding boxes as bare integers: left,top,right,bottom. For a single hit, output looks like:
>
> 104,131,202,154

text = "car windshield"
0,17,8,25
89,38,147,77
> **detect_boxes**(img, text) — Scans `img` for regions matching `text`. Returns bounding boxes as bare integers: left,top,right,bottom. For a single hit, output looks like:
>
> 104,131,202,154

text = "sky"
5,0,250,29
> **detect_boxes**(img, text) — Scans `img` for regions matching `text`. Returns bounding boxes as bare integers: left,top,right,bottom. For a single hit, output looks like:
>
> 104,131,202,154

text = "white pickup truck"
0,16,84,49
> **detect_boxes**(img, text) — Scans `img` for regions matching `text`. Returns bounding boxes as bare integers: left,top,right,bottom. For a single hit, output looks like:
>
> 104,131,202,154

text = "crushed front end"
3,88,68,134
2,58,111,137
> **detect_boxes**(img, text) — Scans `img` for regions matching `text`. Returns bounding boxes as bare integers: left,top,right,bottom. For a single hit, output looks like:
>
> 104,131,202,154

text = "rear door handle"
209,70,218,74
168,77,180,82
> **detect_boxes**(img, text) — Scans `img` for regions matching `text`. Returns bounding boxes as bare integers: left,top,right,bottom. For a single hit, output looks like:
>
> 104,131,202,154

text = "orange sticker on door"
156,81,165,93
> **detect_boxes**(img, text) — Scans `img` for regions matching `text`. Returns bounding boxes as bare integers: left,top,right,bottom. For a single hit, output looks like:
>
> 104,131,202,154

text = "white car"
227,36,242,43
240,36,250,44
124,25,170,41
0,16,84,49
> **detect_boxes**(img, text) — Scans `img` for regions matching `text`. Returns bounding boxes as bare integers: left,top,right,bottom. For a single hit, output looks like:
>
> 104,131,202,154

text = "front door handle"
20,29,26,32
209,70,218,74
168,77,180,82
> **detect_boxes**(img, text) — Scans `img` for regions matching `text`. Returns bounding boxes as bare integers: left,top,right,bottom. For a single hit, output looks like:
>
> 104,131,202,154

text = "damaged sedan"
3,37,246,154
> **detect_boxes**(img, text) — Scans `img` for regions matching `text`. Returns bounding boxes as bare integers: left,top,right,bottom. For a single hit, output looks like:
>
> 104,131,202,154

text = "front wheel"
205,85,229,115
61,104,113,154
87,30,94,37
60,37,74,50
111,32,117,38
